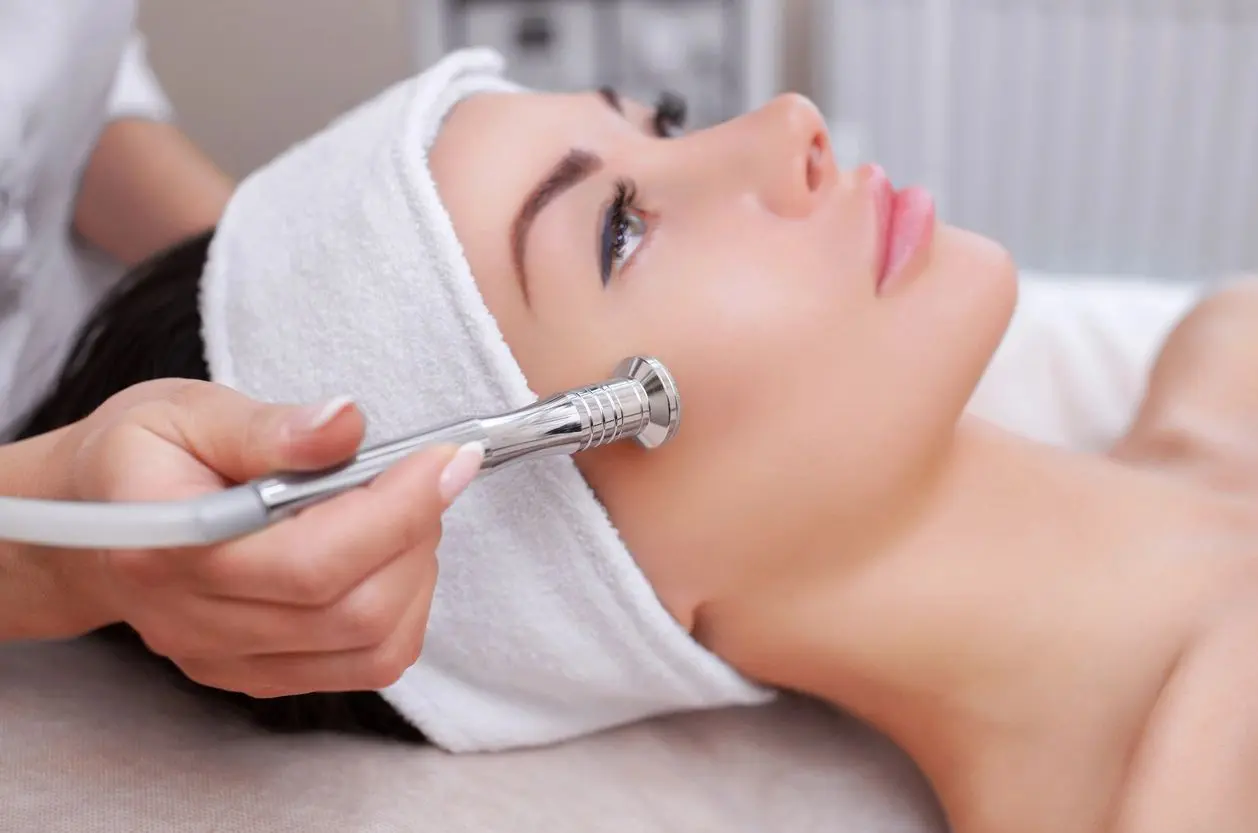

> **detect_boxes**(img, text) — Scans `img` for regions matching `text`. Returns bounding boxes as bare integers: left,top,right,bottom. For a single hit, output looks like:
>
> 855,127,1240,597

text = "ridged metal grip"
570,377,650,450
250,356,681,520
478,355,679,467
0,358,681,548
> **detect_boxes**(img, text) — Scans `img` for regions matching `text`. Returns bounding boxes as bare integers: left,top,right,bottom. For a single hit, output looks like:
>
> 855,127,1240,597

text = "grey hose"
0,488,269,549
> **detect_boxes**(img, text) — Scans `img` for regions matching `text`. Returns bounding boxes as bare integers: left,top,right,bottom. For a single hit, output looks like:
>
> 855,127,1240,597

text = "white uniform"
0,1,172,436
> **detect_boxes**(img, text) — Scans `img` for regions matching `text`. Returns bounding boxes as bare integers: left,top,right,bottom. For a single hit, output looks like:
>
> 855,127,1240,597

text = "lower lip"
871,172,936,295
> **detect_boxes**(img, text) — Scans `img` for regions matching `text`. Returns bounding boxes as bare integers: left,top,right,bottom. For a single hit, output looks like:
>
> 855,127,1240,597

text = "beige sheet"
1,639,946,832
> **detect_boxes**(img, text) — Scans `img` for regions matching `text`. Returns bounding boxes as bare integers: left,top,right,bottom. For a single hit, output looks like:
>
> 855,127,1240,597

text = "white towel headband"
199,48,772,752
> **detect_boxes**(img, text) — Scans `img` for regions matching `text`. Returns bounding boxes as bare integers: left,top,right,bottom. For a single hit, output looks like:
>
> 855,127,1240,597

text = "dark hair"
12,231,422,744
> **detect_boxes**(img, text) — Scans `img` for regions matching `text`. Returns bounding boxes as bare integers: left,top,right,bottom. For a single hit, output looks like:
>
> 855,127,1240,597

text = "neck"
696,416,1233,809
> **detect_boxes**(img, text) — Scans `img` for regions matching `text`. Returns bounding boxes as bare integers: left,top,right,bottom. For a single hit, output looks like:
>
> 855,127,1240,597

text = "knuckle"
116,397,166,425
173,658,221,690
417,557,439,602
283,559,343,606
363,644,415,689
124,399,184,439
402,541,440,590
400,625,427,670
163,378,210,410
137,627,183,660
362,611,427,689
335,588,397,647
408,512,444,552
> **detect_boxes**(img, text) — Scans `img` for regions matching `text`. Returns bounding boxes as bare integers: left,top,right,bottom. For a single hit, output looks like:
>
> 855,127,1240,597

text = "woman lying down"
15,47,1258,833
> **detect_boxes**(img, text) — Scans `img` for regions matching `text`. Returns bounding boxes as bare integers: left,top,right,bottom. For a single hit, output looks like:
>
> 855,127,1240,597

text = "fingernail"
439,442,485,504
290,396,355,435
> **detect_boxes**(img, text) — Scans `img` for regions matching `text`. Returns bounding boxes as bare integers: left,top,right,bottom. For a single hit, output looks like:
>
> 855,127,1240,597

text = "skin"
0,380,469,699
430,90,1017,624
74,118,234,266
429,89,1258,833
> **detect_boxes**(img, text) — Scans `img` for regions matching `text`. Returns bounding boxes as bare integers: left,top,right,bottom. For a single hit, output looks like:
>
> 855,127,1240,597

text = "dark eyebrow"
511,148,603,302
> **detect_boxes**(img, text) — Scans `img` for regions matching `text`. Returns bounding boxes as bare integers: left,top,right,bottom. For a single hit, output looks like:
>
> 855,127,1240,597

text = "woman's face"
429,89,1016,626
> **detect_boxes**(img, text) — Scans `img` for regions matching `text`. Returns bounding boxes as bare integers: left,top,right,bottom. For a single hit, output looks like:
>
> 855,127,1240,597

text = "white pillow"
968,272,1205,451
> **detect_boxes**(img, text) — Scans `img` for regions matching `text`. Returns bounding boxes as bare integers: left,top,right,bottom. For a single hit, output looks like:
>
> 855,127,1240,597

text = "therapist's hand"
50,379,480,698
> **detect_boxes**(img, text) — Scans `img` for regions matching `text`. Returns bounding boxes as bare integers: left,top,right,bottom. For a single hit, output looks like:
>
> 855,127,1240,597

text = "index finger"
186,444,460,605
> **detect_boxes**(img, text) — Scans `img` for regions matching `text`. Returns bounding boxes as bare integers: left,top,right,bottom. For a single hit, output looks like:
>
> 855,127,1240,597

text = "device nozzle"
557,355,679,452
616,355,680,449
478,355,681,470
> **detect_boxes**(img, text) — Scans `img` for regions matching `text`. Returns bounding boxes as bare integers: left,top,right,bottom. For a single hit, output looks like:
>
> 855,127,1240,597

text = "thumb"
157,382,365,483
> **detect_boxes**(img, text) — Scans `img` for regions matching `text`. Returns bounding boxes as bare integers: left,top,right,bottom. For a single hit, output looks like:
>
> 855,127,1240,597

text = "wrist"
0,427,115,641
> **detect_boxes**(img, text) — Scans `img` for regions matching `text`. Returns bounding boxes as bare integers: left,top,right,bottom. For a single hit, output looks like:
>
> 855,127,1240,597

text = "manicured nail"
439,442,485,503
290,396,355,435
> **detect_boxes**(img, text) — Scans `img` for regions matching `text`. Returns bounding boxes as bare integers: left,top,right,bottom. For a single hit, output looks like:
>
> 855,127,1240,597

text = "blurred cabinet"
409,0,783,128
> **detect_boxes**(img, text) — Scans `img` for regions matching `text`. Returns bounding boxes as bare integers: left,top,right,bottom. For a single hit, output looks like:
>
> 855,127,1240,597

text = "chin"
902,225,1019,415
932,224,1017,332
971,227,1018,317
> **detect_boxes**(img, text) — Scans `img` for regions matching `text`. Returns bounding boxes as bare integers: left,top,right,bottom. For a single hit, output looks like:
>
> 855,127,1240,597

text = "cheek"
627,204,872,371
678,226,1013,513
588,204,880,454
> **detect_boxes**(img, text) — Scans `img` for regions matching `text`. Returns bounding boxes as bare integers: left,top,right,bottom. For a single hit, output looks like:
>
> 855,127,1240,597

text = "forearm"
73,118,234,266
0,428,102,641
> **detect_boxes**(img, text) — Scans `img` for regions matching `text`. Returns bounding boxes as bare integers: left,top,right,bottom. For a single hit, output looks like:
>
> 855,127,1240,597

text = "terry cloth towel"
199,47,774,753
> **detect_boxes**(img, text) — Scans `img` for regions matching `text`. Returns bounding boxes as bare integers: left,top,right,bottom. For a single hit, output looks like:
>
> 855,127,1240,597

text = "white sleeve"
105,32,174,124
967,273,1206,452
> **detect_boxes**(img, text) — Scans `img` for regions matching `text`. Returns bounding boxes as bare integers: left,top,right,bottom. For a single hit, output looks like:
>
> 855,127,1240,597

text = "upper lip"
868,166,895,286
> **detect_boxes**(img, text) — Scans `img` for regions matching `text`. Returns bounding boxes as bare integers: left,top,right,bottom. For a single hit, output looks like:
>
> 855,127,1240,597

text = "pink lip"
867,165,936,295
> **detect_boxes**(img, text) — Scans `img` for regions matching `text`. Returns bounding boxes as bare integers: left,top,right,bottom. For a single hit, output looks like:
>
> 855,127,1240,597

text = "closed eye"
597,86,688,138
652,91,687,138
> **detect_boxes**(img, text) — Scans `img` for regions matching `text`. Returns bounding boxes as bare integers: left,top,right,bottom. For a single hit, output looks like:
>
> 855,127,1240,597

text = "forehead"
433,88,653,156
429,89,657,208
431,91,583,216
428,92,579,291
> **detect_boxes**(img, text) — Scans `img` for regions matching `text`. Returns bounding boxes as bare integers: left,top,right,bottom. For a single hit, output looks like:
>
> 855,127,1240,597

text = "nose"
735,93,835,219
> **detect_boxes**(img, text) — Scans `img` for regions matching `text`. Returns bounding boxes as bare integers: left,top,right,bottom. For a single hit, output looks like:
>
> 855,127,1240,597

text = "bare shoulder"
1111,597,1258,833
1146,275,1258,381
1142,275,1258,397
1116,276,1258,478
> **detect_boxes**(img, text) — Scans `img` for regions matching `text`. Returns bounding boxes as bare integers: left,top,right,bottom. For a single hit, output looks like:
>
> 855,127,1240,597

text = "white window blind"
818,0,1258,279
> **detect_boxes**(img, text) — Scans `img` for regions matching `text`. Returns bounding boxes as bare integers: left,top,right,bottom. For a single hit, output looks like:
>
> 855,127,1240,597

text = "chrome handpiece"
0,356,681,550
249,355,681,520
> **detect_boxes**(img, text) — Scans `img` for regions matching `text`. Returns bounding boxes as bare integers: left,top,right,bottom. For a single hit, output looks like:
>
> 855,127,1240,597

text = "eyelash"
597,93,686,286
601,179,641,285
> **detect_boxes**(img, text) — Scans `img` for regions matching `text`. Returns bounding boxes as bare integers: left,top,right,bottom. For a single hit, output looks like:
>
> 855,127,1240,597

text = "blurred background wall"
136,0,816,179
136,0,414,179
137,0,1256,281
